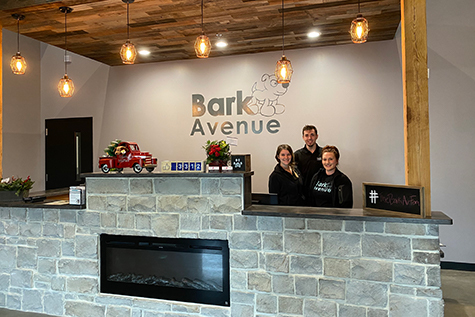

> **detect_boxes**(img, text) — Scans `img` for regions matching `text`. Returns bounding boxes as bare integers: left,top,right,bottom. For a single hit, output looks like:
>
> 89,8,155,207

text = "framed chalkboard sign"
363,183,425,217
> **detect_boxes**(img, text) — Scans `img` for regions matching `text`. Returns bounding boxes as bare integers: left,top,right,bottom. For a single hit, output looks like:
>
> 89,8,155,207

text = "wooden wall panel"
0,28,3,178
0,0,401,66
401,0,431,216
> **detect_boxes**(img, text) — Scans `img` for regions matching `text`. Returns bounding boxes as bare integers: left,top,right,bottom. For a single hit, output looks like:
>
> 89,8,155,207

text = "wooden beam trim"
401,0,431,216
0,28,3,178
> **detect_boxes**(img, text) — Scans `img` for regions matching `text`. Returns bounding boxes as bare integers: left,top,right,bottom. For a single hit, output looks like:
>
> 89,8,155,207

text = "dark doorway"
45,117,93,190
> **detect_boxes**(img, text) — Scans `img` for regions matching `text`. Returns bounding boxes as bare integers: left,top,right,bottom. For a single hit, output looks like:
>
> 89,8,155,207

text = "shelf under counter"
243,204,453,225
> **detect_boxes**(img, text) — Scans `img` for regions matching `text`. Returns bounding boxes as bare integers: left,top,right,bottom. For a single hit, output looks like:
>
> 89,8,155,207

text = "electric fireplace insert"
100,234,230,306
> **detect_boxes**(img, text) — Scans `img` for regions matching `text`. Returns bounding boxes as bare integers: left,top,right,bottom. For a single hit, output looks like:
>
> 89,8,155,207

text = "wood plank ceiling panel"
0,0,401,66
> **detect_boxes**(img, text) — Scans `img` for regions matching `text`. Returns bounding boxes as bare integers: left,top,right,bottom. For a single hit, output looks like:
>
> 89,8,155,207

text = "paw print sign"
233,158,243,169
231,154,251,172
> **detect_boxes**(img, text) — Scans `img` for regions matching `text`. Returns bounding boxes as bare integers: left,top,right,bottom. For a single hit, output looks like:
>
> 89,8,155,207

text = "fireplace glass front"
100,234,230,306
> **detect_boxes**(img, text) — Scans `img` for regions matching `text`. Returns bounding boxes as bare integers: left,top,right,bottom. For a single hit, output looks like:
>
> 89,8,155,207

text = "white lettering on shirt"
314,181,332,193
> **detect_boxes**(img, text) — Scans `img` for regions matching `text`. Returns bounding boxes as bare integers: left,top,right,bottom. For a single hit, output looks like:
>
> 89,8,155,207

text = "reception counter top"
244,205,453,225
0,172,452,225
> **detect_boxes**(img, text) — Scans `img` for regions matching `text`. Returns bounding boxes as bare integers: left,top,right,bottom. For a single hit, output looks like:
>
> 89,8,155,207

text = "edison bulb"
275,55,293,84
356,23,364,38
200,41,207,54
194,34,211,58
280,66,287,79
10,53,27,75
58,75,75,98
120,41,137,64
350,15,369,44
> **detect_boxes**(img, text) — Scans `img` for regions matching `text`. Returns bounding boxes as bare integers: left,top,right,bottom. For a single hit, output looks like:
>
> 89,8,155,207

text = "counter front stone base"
0,173,445,317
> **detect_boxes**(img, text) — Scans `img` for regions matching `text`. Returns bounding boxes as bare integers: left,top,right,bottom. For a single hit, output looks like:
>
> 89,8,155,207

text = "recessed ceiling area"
0,0,401,66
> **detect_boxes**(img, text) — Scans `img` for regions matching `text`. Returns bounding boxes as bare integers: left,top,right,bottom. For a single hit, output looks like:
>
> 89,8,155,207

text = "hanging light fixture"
120,0,137,64
274,0,293,84
194,0,211,58
350,0,370,44
58,7,75,98
10,14,27,75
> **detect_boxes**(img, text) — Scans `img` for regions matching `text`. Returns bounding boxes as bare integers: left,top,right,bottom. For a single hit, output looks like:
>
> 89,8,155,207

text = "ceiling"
0,0,401,66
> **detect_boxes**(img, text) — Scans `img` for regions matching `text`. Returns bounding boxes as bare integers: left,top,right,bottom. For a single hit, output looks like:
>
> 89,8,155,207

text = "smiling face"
302,128,318,149
278,149,292,169
322,152,338,175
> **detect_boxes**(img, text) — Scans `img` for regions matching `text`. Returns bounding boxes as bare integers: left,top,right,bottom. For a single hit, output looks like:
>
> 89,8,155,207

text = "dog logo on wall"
248,74,290,117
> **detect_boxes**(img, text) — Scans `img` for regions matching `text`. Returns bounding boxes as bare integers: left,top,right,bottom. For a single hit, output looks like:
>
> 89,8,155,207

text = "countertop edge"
82,171,254,178
243,205,453,225
0,201,85,209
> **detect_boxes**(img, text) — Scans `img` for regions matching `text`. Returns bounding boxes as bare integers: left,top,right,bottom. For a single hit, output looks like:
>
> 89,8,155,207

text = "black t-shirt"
294,145,323,201
310,173,335,207
309,168,354,208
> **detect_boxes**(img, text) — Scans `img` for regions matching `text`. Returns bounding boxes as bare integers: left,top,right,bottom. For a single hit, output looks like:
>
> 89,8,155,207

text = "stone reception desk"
0,172,452,317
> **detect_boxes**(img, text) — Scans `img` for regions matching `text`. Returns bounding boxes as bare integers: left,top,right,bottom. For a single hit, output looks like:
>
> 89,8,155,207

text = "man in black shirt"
294,125,323,204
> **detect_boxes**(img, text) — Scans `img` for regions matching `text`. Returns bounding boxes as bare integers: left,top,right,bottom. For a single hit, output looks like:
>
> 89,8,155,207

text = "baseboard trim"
441,261,475,271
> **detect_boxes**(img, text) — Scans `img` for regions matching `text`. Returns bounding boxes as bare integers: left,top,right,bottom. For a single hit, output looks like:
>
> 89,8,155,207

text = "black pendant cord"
358,0,360,14
16,18,20,53
12,14,25,54
281,0,285,55
64,10,68,75
201,0,204,34
127,2,130,41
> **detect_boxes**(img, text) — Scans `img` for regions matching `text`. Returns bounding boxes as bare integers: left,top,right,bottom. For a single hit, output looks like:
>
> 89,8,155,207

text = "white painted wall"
100,41,405,206
2,29,110,191
427,1,475,263
39,40,110,187
2,30,42,188
2,0,474,263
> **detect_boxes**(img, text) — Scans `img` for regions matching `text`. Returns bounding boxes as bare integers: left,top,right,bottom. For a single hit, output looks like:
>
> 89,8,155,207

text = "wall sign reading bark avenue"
190,73,290,136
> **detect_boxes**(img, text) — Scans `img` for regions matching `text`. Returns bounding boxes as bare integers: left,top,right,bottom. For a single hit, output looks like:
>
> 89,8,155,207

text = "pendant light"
350,0,370,44
274,0,293,84
194,0,211,58
10,14,27,75
120,0,137,64
58,7,75,98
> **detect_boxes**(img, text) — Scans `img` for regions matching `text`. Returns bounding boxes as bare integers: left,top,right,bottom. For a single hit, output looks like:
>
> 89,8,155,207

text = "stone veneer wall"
0,175,443,317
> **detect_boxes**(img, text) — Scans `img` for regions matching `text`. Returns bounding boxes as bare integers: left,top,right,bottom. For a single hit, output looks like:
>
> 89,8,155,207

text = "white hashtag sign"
369,190,379,204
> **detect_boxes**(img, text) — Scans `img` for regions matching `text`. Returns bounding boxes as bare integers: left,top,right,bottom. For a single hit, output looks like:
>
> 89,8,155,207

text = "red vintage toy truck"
99,141,157,173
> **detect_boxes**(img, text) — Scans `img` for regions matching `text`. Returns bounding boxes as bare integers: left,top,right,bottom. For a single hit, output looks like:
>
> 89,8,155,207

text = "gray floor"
0,269,473,317
0,310,53,317
441,269,475,317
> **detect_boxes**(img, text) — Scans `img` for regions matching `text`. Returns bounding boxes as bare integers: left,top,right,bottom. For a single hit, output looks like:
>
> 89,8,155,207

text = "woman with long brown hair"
268,144,305,206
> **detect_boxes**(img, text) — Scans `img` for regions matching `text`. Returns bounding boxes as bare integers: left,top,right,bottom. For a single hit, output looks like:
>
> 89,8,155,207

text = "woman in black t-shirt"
268,144,304,206
309,145,353,208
